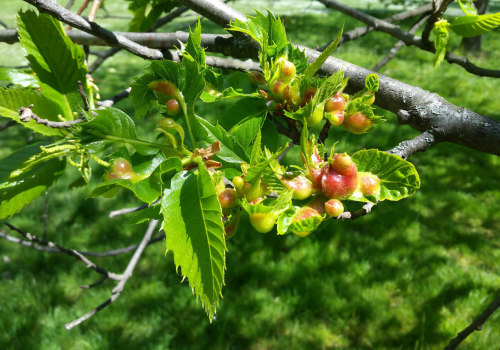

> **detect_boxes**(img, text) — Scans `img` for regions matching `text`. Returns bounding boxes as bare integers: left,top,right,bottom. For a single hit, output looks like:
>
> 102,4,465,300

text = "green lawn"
1,1,499,349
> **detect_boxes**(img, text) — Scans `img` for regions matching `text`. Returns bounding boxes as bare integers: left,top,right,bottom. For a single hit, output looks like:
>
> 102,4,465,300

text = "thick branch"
64,219,159,330
445,295,500,350
23,0,163,60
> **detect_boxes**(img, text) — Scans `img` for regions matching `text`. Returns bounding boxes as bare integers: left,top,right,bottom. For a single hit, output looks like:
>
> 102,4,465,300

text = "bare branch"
0,19,9,29
316,0,500,78
372,15,429,72
88,0,102,22
337,202,375,220
149,5,190,32
23,0,163,60
77,80,90,111
65,219,159,330
388,130,438,160
5,223,122,281
445,296,500,350
319,3,433,51
18,105,84,128
65,0,75,10
97,87,131,108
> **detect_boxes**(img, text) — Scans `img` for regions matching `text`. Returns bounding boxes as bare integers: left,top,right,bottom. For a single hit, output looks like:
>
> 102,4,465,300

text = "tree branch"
23,0,163,60
319,3,433,51
316,0,500,78
421,0,453,44
337,202,375,220
5,223,122,281
372,15,429,72
444,295,500,350
388,130,438,160
64,219,159,330
18,105,84,128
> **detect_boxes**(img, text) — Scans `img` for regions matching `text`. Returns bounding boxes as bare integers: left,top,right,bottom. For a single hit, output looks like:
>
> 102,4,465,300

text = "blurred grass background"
1,0,499,349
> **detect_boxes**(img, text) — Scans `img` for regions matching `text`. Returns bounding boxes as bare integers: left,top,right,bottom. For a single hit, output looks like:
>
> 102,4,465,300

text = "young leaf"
161,165,226,320
450,13,500,37
304,25,343,78
458,0,478,16
0,88,66,137
184,19,206,70
433,19,450,67
365,74,379,93
350,149,420,202
0,156,65,220
82,108,138,141
17,10,90,118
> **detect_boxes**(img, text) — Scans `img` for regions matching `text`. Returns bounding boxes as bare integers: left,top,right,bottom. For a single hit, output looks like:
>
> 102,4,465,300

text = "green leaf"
458,0,478,16
249,129,263,166
229,115,266,150
0,88,66,137
82,107,137,140
350,149,420,202
244,144,288,185
0,156,65,219
161,165,226,320
17,10,89,118
184,19,206,69
365,73,379,92
450,13,500,37
433,19,450,67
196,117,248,167
0,68,39,88
304,25,343,78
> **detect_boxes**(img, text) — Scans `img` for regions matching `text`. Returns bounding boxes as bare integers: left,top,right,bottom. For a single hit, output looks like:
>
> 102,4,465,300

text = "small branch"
97,87,131,108
87,0,102,22
388,130,438,160
65,220,159,330
284,117,301,144
77,80,89,111
18,105,84,128
0,19,9,29
5,222,122,281
0,229,165,257
89,47,120,73
109,203,149,218
421,0,453,45
80,276,107,289
337,202,375,220
372,15,429,72
319,3,433,51
444,295,500,350
23,0,163,60
67,0,90,30
149,5,190,32
65,0,75,10
318,120,331,144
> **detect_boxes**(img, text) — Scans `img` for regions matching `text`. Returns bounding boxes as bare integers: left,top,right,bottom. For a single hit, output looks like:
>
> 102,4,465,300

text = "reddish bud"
324,199,344,217
281,175,315,200
291,207,322,237
324,92,347,112
320,157,358,199
218,188,238,209
331,153,356,176
166,99,180,116
148,80,178,103
279,59,296,82
327,110,344,126
303,88,316,104
271,80,287,100
105,158,135,180
343,112,373,134
248,71,266,85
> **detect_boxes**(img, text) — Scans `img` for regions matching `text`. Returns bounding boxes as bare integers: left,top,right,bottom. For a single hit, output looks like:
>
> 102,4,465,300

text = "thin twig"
77,80,89,111
89,47,120,72
5,223,122,281
0,229,165,257
19,105,84,128
65,219,159,330
421,0,453,45
318,120,331,144
67,0,90,30
319,3,433,51
0,19,8,29
444,296,500,350
87,0,102,22
65,0,75,10
23,0,163,60
97,87,131,108
388,130,438,160
372,15,429,72
337,202,375,220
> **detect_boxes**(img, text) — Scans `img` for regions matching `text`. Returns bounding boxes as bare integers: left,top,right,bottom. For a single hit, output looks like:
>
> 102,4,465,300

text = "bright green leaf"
451,13,500,37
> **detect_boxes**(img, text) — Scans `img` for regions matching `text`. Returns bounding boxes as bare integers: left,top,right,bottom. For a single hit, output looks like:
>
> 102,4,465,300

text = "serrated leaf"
450,13,500,37
161,166,226,320
0,68,39,88
17,10,89,118
304,25,343,77
229,115,266,150
196,117,248,167
458,0,478,16
433,19,450,67
0,88,65,137
0,156,65,219
184,19,206,69
241,190,293,219
350,149,420,202
245,144,288,185
365,74,379,92
249,129,263,166
82,107,137,140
